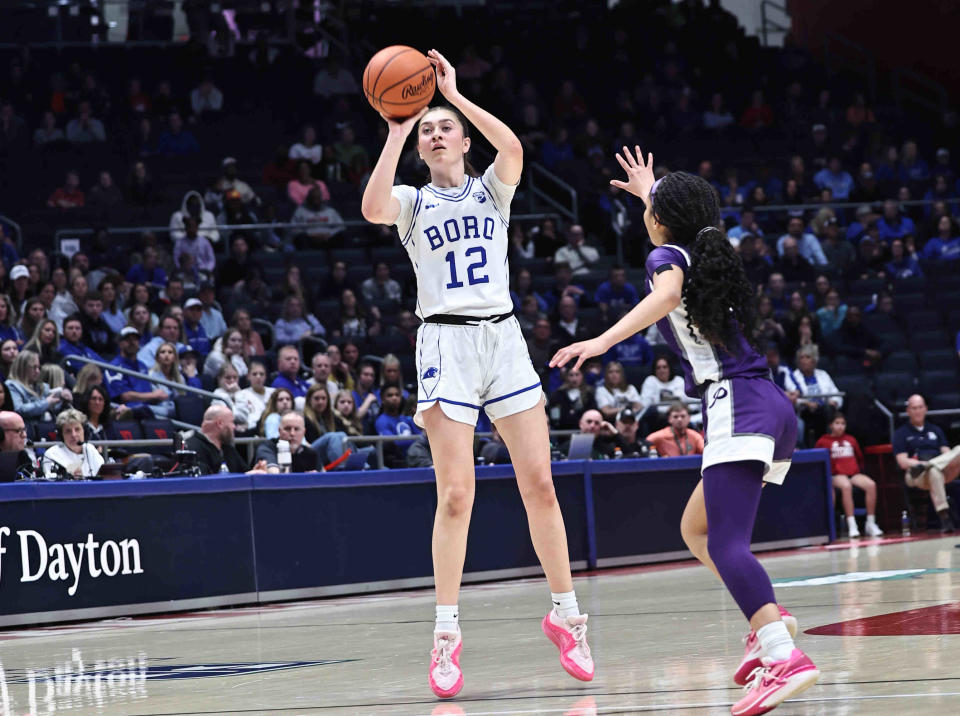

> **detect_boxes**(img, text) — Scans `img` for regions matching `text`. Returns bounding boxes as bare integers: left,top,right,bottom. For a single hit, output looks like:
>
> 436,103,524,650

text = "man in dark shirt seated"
893,394,960,533
614,408,651,458
271,344,309,398
0,410,36,480
254,411,318,472
185,404,267,475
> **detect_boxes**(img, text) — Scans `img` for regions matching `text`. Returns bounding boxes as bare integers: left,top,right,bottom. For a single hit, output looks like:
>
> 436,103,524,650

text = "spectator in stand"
738,235,772,289
229,267,272,318
602,306,653,367
885,237,923,279
352,361,381,430
145,341,183,419
527,318,559,382
203,327,248,379
851,166,883,205
105,327,165,418
309,352,340,399
509,224,536,261
24,319,62,367
774,236,816,284
845,93,875,129
0,294,23,345
59,314,103,370
291,187,345,246
544,262,590,311
333,390,364,438
922,215,960,261
572,408,619,459
740,89,774,130
272,344,309,398
876,199,915,243
46,170,85,209
548,364,596,430
97,277,125,335
361,262,402,305
157,111,200,156
187,405,266,475
511,267,548,313
312,57,359,98
290,125,323,165
126,247,167,290
190,75,224,120
173,218,216,277
378,355,408,400
182,299,211,359
814,413,883,538
329,125,371,186
813,157,854,200
820,216,856,277
645,402,704,456
287,161,329,206
376,384,422,468
754,294,785,349
18,297,46,345
594,265,639,322
78,291,115,357
65,101,105,143
553,295,592,342
138,313,185,366
553,224,599,276
898,140,930,186
195,282,226,340
212,157,258,207
126,300,157,341
215,190,260,247
703,92,734,131
235,359,273,432
274,295,325,344
210,363,249,429
612,408,651,457
330,288,379,340
894,394,959,533
34,110,65,146
792,344,842,444
259,387,295,439
231,309,264,359
815,289,847,338
263,145,296,189
6,350,72,422
831,306,887,370
517,295,542,336
86,170,122,212
0,339,17,380
530,216,564,258
727,208,763,247
218,236,253,288
639,356,699,430
170,191,220,244
126,161,156,206
302,385,349,461
777,217,828,266
594,360,642,422
75,384,119,444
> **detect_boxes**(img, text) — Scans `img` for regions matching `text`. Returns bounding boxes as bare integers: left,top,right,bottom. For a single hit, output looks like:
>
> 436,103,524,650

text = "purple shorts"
699,376,798,484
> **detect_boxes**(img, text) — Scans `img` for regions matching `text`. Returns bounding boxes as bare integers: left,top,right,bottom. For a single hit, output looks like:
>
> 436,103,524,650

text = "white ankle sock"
551,590,580,619
435,604,459,633
847,516,859,532
866,514,877,525
757,620,795,662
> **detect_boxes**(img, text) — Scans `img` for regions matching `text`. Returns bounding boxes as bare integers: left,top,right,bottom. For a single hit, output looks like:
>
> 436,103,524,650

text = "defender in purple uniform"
552,148,819,716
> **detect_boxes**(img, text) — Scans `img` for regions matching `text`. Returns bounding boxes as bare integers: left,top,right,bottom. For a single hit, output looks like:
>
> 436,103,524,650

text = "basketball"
363,45,435,119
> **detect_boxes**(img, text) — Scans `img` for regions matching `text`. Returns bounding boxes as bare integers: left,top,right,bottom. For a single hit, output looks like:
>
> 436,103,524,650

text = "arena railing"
0,213,23,253
51,214,563,253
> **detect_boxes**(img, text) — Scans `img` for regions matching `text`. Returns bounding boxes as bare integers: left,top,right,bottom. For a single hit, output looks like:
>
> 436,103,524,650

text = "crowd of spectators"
0,2,958,528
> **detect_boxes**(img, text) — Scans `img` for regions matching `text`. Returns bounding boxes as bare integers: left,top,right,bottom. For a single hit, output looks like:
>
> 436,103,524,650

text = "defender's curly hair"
650,171,758,353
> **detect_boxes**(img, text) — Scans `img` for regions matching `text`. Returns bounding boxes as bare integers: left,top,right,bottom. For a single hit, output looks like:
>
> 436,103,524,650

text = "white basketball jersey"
392,164,517,319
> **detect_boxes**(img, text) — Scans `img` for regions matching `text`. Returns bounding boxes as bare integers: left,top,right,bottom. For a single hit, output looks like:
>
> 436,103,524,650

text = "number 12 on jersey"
444,246,489,289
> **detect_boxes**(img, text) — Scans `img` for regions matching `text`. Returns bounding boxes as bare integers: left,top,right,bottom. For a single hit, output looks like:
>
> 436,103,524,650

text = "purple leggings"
703,460,777,621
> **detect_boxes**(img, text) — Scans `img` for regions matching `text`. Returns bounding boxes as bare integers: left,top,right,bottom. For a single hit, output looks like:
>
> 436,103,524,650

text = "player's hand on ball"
550,338,607,371
427,49,458,99
381,107,429,136
611,145,656,202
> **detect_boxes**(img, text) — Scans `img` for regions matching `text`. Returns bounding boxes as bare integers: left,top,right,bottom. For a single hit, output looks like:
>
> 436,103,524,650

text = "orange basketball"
363,45,436,119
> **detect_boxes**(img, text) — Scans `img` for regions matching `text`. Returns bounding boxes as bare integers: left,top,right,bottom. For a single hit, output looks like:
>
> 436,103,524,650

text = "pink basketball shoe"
429,630,463,699
541,610,594,681
733,606,798,686
731,648,819,715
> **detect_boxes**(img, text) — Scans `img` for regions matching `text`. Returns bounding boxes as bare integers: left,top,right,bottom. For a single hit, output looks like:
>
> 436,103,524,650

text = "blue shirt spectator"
58,317,103,371
813,159,854,200
777,217,828,266
885,239,924,279
105,352,154,410
157,112,199,156
183,300,212,357
594,267,640,317
604,332,652,367
272,373,309,397
126,247,167,288
876,200,916,243
893,420,946,461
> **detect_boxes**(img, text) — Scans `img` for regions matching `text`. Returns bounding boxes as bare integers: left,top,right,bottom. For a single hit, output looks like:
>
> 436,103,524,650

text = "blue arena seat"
882,351,918,374
918,349,958,372
112,421,144,442
874,372,917,408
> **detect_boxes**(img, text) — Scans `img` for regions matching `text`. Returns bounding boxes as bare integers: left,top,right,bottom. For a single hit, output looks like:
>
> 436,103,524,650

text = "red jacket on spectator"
815,432,864,476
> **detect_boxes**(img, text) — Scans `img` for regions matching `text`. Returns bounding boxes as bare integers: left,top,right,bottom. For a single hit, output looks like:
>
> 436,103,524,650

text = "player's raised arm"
427,49,523,185
360,108,427,226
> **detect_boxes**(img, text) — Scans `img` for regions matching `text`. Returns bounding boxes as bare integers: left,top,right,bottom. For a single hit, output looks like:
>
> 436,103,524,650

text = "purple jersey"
645,244,768,397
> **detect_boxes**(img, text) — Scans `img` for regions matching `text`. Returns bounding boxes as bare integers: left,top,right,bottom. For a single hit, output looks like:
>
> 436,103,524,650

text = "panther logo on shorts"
472,191,487,204
422,366,438,379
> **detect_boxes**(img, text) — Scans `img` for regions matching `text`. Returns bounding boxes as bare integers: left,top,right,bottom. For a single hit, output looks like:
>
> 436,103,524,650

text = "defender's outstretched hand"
550,337,608,372
610,145,656,201
427,49,459,99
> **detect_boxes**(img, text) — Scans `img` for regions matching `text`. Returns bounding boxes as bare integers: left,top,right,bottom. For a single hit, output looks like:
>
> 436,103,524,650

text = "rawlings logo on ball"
402,72,435,99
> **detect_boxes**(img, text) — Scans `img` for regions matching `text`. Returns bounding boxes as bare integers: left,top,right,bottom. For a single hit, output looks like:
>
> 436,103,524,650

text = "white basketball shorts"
414,315,544,428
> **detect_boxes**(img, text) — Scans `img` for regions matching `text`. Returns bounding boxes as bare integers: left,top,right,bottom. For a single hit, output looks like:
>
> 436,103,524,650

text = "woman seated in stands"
126,303,156,343
259,387,295,439
273,295,326,345
548,364,596,430
23,319,63,367
594,360,642,423
211,362,250,430
231,309,265,358
0,338,18,381
5,350,72,423
332,389,364,437
203,327,249,379
41,408,104,479
639,357,700,432
76,384,121,443
814,413,883,538
303,383,349,466
147,341,183,418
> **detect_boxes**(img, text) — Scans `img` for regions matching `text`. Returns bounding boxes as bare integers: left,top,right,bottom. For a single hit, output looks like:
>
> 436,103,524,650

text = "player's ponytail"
650,171,758,353
415,105,481,178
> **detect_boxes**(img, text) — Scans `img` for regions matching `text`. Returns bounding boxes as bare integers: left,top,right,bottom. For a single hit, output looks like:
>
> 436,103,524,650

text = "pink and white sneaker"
733,606,798,686
541,610,594,681
731,648,819,715
429,630,463,699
